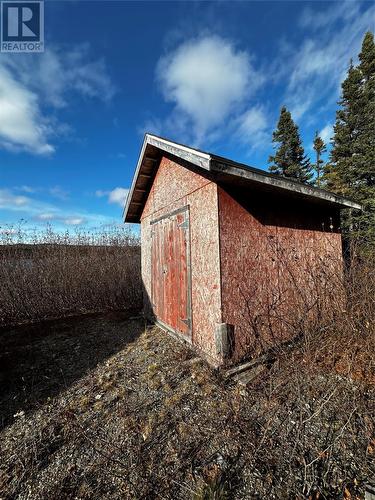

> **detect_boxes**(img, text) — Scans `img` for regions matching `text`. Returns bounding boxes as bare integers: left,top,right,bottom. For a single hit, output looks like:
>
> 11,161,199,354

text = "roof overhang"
123,134,362,223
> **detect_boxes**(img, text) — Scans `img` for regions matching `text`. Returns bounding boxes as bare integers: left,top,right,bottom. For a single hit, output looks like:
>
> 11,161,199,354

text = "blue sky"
0,0,374,234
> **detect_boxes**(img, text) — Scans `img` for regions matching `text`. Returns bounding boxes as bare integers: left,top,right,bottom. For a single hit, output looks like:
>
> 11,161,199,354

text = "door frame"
150,205,192,342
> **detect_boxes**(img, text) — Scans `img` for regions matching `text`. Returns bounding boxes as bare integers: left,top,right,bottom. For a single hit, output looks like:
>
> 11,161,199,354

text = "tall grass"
0,224,142,327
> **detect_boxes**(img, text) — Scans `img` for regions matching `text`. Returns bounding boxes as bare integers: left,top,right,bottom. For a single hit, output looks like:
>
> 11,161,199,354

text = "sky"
0,0,374,235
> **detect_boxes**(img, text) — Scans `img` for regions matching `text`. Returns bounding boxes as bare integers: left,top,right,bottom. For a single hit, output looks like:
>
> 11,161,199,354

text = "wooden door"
151,207,191,338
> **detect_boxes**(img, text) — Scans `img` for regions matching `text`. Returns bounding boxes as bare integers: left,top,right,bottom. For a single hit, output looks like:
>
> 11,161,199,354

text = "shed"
124,134,361,366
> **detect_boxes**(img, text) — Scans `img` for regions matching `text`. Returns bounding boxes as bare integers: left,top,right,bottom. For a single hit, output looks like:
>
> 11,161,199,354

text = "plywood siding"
142,157,210,219
188,182,221,360
218,186,343,362
141,156,221,363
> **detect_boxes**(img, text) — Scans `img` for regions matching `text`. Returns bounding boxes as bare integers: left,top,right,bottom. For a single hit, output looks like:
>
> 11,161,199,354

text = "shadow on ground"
0,312,145,429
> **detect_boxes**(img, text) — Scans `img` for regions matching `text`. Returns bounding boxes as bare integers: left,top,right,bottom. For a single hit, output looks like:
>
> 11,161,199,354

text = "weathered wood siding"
141,156,222,363
141,156,344,365
218,185,343,362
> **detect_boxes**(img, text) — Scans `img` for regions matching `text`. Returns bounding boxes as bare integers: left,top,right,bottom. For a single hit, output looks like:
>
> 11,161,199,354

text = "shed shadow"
0,312,145,430
219,184,342,234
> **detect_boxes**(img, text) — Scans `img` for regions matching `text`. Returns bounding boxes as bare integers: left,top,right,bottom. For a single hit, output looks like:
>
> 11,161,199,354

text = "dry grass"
0,225,141,327
0,312,373,499
0,229,374,498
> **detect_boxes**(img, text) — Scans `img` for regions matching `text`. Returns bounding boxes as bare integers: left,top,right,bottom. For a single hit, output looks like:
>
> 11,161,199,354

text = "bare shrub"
232,232,374,370
231,239,375,497
0,224,142,327
274,237,375,382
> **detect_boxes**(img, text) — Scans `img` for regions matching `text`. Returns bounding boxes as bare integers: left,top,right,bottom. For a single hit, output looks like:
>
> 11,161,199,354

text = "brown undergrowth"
0,312,373,499
0,231,373,498
0,225,141,327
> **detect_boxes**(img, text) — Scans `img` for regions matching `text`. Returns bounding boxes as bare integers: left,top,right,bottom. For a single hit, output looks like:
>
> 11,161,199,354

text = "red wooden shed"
124,134,361,366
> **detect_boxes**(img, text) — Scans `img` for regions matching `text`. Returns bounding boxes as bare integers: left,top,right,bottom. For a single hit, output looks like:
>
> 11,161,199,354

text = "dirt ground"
0,314,374,499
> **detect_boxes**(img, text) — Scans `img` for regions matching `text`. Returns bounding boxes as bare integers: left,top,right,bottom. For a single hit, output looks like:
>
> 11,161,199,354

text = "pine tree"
269,106,312,184
324,62,363,195
356,32,375,195
312,131,327,188
324,32,375,247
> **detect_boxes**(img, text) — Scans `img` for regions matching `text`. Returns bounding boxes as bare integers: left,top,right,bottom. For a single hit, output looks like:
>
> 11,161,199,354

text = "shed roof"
123,134,362,223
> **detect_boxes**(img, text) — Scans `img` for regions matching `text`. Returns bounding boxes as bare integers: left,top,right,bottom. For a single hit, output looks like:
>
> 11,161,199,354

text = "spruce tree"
324,32,375,247
324,62,363,194
312,131,327,188
268,106,312,184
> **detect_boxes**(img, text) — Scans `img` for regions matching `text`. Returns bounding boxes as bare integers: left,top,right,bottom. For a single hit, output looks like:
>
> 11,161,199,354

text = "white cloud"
96,187,129,207
0,45,115,155
298,2,360,31
157,35,263,143
35,213,56,221
17,185,38,193
64,217,85,226
0,66,54,155
0,189,54,216
319,123,333,145
13,185,69,200
235,106,269,150
49,186,70,200
0,188,116,230
4,44,115,109
284,1,375,121
0,189,30,208
109,188,129,206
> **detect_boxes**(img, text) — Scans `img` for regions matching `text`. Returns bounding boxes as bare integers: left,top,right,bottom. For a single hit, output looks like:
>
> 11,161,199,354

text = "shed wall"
141,156,222,363
218,186,343,362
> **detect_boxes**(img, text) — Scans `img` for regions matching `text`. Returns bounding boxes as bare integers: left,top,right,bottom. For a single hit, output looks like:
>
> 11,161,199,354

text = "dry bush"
298,241,375,383
230,238,375,498
280,238,375,382
0,224,142,327
234,234,375,375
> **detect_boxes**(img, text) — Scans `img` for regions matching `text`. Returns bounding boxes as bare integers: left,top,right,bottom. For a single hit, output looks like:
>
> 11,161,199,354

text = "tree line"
268,31,374,248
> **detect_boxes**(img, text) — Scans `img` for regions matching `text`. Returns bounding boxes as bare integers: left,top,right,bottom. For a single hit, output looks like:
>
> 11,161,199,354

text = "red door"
151,207,191,338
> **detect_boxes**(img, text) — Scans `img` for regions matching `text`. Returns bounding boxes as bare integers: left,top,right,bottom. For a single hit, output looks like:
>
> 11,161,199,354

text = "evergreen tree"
324,32,375,247
312,131,327,188
269,106,312,184
324,62,363,194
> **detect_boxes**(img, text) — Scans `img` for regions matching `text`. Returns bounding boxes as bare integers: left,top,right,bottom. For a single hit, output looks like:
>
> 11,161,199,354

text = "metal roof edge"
210,158,362,210
146,134,211,168
123,134,212,223
123,135,362,223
